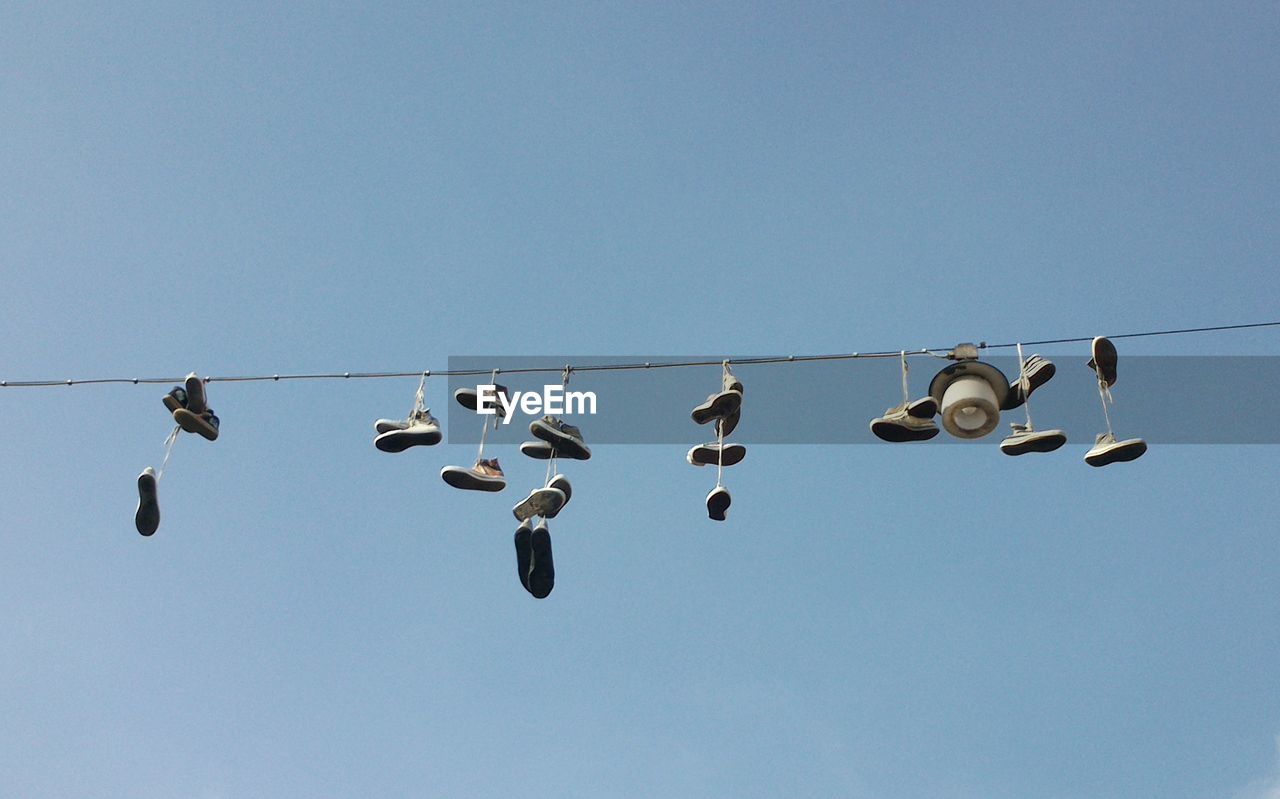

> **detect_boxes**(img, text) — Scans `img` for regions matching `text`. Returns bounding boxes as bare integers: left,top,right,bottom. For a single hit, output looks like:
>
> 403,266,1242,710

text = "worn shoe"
375,409,442,452
1087,337,1118,388
454,384,510,418
906,396,939,419
706,486,731,521
374,418,409,434
687,442,747,467
440,458,507,492
173,407,219,441
514,522,533,594
512,486,567,522
162,386,188,415
529,416,590,460
1085,432,1146,467
716,408,741,438
870,405,940,443
520,440,557,460
135,467,160,536
544,474,572,519
999,423,1067,456
528,522,555,599
692,389,742,425
184,372,207,415
1002,355,1056,411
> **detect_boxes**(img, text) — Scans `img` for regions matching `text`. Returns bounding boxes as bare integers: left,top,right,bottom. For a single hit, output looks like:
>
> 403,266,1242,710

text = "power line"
3,320,1278,389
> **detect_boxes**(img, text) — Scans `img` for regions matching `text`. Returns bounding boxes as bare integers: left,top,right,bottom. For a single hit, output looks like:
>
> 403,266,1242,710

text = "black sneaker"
529,416,590,460
454,384,510,418
687,442,747,467
1002,355,1056,411
528,522,555,599
715,408,741,438
135,467,159,536
514,522,533,594
706,486,731,521
162,386,188,415
520,440,558,460
1087,337,1118,388
906,396,939,419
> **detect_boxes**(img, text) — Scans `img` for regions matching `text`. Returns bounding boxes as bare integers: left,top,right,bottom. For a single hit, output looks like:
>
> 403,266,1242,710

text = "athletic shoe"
184,372,207,415
440,458,507,491
514,522,533,594
692,387,743,425
512,486,567,522
706,486,731,521
374,418,409,434
520,440,557,460
162,386,188,415
374,409,442,452
716,408,741,438
528,522,555,599
906,396,939,419
1084,432,1147,467
544,474,572,519
1002,355,1057,411
454,384,510,418
999,423,1067,456
135,467,160,536
529,416,590,460
1087,337,1118,388
173,407,219,441
686,442,747,467
870,405,940,443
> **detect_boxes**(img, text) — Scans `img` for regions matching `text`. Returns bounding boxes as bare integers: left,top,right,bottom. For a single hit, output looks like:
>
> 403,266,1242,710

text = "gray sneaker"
135,467,159,536
512,486,567,522
529,416,590,460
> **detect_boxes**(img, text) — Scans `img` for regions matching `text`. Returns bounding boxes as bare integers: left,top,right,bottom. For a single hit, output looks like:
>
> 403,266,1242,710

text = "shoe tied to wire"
1087,337,1118,388
870,404,939,443
174,406,220,441
1001,354,1056,411
512,485,567,522
529,416,590,460
440,457,507,492
375,408,442,452
1084,432,1146,467
999,423,1067,456
687,442,747,467
706,486,732,521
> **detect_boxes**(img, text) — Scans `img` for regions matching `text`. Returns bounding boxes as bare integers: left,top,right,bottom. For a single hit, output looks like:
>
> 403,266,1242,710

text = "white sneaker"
999,423,1067,456
512,486,567,522
686,442,747,467
374,409,442,452
870,405,939,443
1085,432,1146,466
374,418,409,434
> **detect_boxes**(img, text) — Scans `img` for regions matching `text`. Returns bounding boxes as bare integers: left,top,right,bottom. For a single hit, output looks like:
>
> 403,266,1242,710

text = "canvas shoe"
135,467,160,536
512,486,567,522
529,416,590,460
544,474,572,519
870,405,940,443
706,486,731,521
520,440,558,460
174,407,220,441
1002,355,1057,410
528,522,555,599
514,522,533,594
374,418,409,434
999,423,1067,456
1087,337,1118,388
162,386,188,415
374,409,442,452
440,458,507,492
184,373,207,414
454,384,510,418
906,396,939,419
687,442,747,467
1084,432,1147,467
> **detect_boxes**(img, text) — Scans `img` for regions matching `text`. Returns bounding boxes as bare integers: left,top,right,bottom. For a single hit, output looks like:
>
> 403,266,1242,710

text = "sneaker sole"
687,444,747,467
173,408,218,441
529,421,590,460
906,398,939,419
545,476,572,518
870,419,939,443
374,419,409,434
521,441,557,460
453,387,508,418
1090,337,1118,387
528,527,555,599
1085,440,1147,467
514,525,533,594
374,429,442,452
691,391,743,425
716,409,741,437
999,430,1067,456
512,488,566,522
162,395,184,415
440,466,506,492
706,489,731,521
135,471,159,536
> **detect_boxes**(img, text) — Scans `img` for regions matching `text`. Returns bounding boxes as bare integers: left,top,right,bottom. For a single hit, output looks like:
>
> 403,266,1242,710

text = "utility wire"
3,320,1278,389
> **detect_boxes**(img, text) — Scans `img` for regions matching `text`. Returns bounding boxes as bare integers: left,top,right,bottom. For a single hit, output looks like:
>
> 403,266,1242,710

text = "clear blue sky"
2,2,1278,797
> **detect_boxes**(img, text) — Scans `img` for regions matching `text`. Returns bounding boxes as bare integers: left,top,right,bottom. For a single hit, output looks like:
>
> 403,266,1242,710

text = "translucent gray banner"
442,356,1280,445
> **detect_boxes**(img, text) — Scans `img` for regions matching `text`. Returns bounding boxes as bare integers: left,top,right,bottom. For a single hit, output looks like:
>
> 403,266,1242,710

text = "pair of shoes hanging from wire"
870,353,941,442
373,371,442,452
999,344,1067,455
135,372,219,536
441,376,508,491
690,363,744,521
1084,336,1147,466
